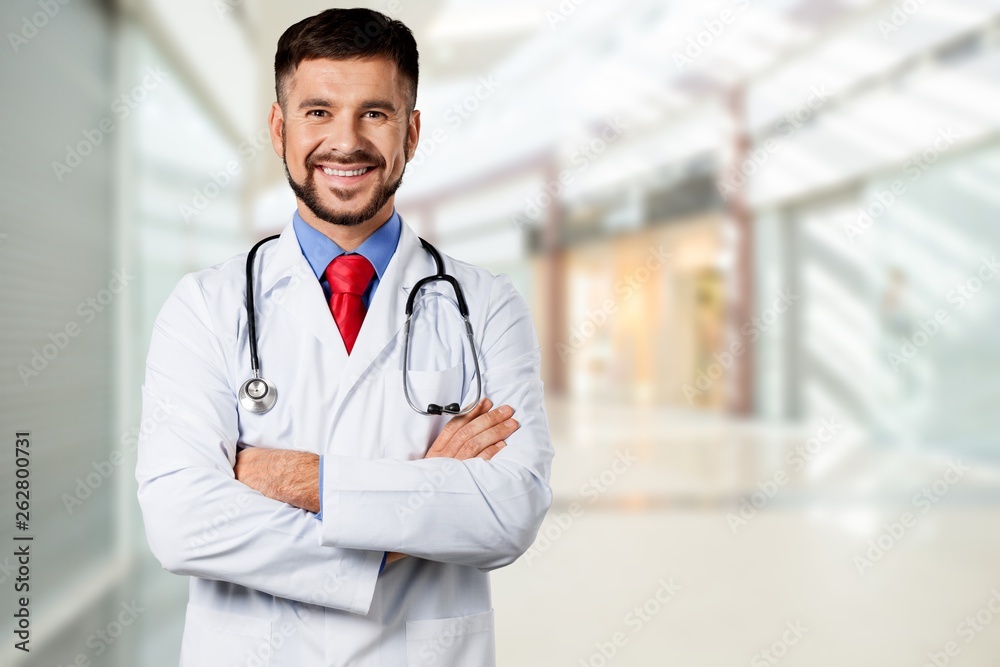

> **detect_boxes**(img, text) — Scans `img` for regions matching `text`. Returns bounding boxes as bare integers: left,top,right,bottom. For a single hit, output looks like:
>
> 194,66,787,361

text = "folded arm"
319,275,554,572
236,397,522,566
135,275,382,614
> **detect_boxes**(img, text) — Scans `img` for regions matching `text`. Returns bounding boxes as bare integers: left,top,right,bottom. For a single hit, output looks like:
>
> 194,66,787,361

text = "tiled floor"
493,400,1000,666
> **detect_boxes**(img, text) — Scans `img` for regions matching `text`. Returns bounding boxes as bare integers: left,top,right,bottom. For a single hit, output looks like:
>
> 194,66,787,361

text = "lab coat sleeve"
135,274,383,614
319,274,555,572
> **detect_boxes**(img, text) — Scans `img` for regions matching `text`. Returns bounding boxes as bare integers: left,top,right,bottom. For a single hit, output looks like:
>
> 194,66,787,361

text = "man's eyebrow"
359,98,398,113
297,97,333,110
296,97,398,113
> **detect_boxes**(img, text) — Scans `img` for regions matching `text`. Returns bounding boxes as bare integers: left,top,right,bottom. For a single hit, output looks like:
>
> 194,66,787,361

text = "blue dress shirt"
292,208,401,307
292,208,401,575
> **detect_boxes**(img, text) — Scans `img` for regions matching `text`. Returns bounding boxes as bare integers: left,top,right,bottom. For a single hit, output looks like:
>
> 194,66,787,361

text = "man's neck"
297,201,394,252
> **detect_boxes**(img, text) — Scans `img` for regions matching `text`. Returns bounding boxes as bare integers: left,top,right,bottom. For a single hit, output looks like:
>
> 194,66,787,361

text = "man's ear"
268,102,285,159
406,109,421,163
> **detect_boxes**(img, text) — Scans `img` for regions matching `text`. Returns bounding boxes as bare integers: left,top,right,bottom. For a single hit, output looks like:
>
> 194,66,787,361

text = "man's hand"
424,398,518,460
234,448,319,513
385,398,519,566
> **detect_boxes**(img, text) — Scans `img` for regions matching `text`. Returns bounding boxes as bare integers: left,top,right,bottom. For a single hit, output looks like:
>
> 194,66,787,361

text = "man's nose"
322,114,365,156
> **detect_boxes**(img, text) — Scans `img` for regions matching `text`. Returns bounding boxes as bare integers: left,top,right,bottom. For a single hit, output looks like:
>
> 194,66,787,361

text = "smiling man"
136,8,554,667
278,55,412,232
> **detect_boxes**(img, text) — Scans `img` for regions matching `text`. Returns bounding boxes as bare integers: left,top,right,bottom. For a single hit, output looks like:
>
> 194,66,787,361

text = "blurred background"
2,0,1000,664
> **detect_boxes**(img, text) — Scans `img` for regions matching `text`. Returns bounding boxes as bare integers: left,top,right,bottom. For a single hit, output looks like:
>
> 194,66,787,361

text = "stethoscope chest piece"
239,376,277,414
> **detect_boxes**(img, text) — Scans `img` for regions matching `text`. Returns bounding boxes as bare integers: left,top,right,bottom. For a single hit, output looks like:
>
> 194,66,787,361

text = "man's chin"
324,187,370,204
317,193,376,216
301,194,385,227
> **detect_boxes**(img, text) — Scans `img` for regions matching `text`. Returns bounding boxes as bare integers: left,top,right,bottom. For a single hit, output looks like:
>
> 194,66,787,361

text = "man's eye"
307,110,327,117
364,111,386,119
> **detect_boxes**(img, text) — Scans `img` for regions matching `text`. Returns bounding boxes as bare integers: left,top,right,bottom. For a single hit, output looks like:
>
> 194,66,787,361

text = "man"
135,8,554,667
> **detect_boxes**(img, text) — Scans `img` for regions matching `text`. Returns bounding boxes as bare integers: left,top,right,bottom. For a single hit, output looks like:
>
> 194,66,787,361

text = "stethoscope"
238,234,482,417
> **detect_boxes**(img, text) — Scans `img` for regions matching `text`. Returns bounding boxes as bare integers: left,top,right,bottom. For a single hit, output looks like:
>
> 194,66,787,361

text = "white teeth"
321,166,370,177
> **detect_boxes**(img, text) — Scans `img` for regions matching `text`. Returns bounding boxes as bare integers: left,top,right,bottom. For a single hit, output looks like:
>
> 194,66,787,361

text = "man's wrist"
251,450,320,512
385,551,407,566
286,452,320,513
316,455,324,519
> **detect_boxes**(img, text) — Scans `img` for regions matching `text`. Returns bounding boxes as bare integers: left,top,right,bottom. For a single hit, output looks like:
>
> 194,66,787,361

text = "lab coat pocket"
405,609,496,667
179,603,272,667
383,364,463,458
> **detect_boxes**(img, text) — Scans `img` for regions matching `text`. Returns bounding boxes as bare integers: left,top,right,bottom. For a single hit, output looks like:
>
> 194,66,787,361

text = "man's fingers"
425,399,520,460
476,441,507,460
451,404,514,450
456,418,518,460
433,398,491,450
425,399,491,458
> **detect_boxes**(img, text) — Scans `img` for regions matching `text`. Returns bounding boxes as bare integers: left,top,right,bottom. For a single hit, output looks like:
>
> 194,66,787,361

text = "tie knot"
324,254,375,296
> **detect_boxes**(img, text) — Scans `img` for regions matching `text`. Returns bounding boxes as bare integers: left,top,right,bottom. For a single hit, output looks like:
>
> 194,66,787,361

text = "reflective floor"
494,400,1000,666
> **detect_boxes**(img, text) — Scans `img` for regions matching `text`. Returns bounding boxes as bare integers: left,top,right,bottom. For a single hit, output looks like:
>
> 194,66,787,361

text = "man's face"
270,57,419,227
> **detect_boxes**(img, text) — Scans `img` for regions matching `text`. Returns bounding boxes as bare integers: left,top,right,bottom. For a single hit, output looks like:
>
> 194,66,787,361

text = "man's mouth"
315,163,376,180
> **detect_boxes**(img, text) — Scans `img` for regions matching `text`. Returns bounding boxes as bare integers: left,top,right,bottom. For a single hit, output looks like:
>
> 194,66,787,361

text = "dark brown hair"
274,8,419,112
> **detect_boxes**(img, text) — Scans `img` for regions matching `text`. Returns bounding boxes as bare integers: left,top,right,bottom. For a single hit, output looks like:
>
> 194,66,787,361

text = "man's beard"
283,143,409,227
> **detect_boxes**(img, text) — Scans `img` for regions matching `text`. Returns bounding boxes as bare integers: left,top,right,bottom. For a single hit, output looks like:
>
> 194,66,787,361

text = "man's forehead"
287,57,402,92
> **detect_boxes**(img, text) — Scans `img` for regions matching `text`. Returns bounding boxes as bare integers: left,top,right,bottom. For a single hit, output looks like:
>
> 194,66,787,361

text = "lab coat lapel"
333,220,436,403
259,219,349,369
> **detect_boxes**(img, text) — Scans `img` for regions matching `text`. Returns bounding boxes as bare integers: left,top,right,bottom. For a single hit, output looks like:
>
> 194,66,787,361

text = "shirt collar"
292,208,401,282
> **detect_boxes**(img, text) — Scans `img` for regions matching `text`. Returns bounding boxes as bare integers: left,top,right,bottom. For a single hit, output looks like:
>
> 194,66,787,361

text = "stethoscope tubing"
245,234,281,380
240,233,481,415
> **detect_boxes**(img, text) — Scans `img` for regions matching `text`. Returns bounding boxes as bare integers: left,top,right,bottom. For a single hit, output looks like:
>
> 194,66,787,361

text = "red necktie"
324,254,375,354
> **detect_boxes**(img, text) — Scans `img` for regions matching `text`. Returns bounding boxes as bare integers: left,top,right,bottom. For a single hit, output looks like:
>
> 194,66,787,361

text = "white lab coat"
135,215,554,667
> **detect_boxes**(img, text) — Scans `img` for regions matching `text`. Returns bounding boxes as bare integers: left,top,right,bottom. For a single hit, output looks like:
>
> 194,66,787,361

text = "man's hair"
274,8,419,113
